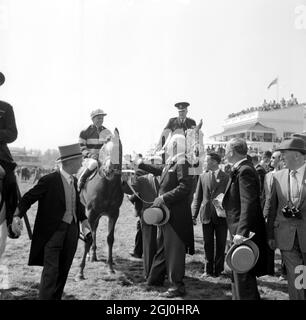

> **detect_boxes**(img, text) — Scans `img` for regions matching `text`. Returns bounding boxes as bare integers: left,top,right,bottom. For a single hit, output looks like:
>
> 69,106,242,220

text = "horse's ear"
114,128,120,137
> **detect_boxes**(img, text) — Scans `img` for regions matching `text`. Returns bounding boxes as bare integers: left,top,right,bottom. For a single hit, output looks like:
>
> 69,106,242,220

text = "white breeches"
0,220,8,261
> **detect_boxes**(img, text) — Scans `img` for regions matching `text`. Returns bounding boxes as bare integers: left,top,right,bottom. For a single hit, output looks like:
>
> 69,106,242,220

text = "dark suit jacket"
222,159,267,276
192,170,229,224
255,164,266,208
0,100,18,171
16,171,87,266
139,157,195,255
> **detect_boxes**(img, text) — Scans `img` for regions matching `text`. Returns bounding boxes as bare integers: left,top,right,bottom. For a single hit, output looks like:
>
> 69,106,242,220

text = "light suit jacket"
264,167,306,252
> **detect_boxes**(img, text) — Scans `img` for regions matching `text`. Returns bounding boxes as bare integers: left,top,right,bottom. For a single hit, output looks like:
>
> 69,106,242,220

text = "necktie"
290,170,299,206
211,171,217,190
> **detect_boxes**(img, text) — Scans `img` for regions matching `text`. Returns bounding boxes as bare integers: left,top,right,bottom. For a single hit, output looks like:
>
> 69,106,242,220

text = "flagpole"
276,76,279,103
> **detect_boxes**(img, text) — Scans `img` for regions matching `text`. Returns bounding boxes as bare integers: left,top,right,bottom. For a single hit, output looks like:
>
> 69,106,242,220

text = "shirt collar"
213,168,220,177
233,157,247,169
293,163,306,177
60,168,73,184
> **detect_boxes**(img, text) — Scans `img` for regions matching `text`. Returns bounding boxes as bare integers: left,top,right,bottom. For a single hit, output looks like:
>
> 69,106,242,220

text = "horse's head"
99,128,122,180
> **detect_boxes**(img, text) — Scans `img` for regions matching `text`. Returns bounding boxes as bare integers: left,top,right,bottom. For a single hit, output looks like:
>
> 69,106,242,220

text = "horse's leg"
90,216,100,262
106,210,119,274
75,235,92,281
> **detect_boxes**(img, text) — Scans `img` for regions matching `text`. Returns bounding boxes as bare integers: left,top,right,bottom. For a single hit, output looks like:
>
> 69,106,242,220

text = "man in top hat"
137,134,194,298
264,137,306,299
155,102,196,152
11,143,90,300
222,138,268,300
0,72,20,238
78,108,113,190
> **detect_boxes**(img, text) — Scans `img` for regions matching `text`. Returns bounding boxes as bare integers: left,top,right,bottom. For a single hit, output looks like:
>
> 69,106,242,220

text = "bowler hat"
143,202,170,226
292,133,306,144
56,143,83,162
0,72,5,86
226,239,259,273
90,108,107,119
276,137,306,155
174,102,190,110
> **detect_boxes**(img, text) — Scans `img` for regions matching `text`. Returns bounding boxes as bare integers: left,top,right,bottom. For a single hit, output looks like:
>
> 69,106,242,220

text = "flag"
267,77,278,89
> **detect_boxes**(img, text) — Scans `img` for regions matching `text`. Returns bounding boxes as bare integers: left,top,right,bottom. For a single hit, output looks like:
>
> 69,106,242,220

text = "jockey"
78,108,113,190
0,72,20,238
155,102,197,153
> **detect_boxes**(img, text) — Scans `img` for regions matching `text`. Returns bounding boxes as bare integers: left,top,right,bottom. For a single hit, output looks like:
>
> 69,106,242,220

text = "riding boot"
78,168,95,191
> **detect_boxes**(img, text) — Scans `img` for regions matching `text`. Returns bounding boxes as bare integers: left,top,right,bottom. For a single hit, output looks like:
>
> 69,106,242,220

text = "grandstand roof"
212,121,275,137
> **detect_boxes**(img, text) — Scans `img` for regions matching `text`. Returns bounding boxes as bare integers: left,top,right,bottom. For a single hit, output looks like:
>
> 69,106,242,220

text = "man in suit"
0,72,20,238
122,166,159,279
137,134,194,298
155,102,196,152
265,137,306,300
251,154,267,208
11,143,90,300
192,152,229,277
222,138,267,300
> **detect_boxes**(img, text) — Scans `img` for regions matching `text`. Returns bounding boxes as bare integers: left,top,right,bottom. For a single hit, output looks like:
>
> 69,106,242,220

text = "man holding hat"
0,71,20,239
222,138,268,300
155,102,196,152
11,143,90,300
265,137,306,299
137,134,194,298
78,109,113,190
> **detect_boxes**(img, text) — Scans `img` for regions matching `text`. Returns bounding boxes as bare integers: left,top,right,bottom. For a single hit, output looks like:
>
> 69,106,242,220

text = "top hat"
0,72,5,86
90,109,107,119
226,239,259,274
174,102,190,110
56,143,83,162
276,137,306,155
143,202,170,226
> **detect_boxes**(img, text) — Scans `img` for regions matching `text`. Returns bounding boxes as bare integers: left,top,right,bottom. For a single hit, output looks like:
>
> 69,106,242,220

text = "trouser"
141,218,158,279
231,271,260,300
147,223,186,290
39,221,79,300
202,221,227,275
133,218,143,257
281,233,306,300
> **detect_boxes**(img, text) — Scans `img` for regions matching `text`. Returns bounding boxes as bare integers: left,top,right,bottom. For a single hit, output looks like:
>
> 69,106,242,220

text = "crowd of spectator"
228,94,299,119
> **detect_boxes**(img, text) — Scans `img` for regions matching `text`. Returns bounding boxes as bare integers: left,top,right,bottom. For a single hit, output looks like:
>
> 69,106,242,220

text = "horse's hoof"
91,256,98,262
75,273,85,281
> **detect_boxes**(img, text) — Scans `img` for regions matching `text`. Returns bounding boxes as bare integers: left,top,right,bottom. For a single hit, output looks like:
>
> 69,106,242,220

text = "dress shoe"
159,287,186,298
129,252,142,259
200,272,214,278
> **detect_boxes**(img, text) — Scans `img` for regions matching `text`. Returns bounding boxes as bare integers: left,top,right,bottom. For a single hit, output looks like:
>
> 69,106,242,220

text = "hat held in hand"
143,202,170,226
226,233,259,273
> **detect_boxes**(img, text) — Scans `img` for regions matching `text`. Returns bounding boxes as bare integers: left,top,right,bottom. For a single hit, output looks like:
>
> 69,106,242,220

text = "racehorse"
76,129,124,279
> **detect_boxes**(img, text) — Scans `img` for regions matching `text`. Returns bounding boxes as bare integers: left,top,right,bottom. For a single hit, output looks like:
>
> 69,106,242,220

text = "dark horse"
76,129,124,279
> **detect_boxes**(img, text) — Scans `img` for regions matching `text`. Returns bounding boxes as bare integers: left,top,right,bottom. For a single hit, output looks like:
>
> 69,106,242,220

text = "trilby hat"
143,202,170,226
56,143,83,162
226,239,259,274
276,137,306,155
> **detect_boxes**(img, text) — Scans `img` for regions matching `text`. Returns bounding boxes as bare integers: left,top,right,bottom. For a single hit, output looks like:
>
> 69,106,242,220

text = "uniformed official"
155,102,196,152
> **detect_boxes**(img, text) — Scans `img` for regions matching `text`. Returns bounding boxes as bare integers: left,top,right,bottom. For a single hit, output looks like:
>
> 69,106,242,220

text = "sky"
1,0,306,155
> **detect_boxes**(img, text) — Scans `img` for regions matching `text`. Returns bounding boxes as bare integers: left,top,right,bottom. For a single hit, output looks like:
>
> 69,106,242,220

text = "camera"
282,205,302,219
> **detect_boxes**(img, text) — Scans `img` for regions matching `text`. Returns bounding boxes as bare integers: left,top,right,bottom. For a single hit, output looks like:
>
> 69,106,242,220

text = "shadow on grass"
0,281,78,300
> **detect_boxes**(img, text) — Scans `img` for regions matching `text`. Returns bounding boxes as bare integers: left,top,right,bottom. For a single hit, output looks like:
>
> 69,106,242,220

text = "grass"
0,178,289,300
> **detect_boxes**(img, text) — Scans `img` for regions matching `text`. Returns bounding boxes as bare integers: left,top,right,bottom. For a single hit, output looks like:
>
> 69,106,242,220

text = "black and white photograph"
1,0,306,303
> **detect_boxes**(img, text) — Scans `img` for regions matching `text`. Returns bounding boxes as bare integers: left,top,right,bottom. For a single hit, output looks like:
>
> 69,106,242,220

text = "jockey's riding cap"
90,109,107,119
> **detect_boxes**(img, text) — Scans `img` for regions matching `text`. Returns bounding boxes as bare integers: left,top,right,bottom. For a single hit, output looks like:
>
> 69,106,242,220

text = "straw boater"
12,143,90,300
